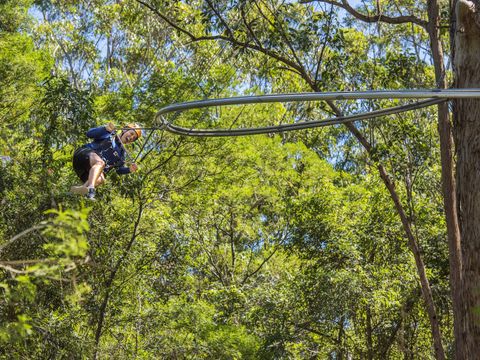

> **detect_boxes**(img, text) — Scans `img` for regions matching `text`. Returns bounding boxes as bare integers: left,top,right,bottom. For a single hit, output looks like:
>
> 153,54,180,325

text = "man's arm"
116,166,131,175
86,122,116,139
116,163,138,175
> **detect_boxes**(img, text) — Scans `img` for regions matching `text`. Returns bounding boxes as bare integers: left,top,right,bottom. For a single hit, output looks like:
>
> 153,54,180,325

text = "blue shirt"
84,126,130,175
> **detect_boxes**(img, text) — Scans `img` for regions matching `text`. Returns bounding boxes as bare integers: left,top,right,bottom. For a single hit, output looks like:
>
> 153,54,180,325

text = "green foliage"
0,31,51,147
0,207,90,350
38,75,95,146
0,0,454,358
135,297,259,359
0,0,33,32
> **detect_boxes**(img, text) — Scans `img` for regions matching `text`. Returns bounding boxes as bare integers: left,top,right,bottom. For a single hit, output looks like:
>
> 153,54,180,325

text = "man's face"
121,129,138,144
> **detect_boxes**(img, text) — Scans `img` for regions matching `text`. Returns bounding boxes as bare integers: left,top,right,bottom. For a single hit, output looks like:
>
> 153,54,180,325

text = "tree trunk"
453,0,480,357
427,1,464,358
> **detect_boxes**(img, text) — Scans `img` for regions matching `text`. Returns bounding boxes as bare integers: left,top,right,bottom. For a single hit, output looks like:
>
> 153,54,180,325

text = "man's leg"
72,148,97,196
85,153,105,189
82,172,105,187
71,153,105,198
94,173,105,187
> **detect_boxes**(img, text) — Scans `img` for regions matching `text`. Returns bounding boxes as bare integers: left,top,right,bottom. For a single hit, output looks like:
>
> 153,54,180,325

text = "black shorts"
73,146,95,183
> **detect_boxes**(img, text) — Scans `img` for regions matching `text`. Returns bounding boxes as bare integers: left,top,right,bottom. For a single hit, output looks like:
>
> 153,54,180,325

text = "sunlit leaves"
0,208,91,348
0,0,454,357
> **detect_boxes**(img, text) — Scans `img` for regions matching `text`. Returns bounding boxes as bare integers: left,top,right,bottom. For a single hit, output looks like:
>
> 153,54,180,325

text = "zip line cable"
157,89,480,115
160,98,445,137
152,89,480,137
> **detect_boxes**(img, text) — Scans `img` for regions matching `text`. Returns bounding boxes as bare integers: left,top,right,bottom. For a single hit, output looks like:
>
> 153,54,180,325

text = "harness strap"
94,134,126,170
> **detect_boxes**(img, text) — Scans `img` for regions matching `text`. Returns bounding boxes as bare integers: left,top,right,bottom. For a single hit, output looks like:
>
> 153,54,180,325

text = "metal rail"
155,89,480,137
162,99,444,137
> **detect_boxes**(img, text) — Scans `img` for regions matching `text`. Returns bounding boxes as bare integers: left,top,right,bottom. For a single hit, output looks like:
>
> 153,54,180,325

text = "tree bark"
453,0,480,357
427,1,464,358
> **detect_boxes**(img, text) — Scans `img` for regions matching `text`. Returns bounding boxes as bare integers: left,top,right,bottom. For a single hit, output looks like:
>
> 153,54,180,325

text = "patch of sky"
1,156,12,166
28,6,43,21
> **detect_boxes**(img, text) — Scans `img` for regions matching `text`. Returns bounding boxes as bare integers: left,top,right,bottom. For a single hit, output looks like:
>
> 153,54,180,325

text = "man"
71,122,141,200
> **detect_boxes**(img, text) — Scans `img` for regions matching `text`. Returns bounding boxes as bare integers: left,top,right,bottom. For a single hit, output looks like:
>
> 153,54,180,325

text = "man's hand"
105,122,116,132
129,163,138,173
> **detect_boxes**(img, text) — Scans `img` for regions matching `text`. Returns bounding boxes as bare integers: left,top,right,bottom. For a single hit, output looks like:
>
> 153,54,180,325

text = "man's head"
120,123,142,144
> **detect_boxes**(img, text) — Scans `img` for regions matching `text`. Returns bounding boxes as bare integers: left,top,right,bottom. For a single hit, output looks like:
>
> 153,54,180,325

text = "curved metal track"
155,89,480,137
162,99,443,137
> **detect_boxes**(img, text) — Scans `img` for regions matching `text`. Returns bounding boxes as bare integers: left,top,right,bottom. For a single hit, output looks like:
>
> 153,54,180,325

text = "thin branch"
0,225,46,254
241,245,279,285
93,202,145,359
204,0,235,38
254,0,304,71
300,0,428,28
135,0,198,41
240,2,266,50
314,4,335,84
42,9,79,88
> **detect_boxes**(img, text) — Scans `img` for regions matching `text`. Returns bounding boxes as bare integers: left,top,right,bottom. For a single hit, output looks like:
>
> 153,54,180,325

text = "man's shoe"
86,187,96,201
70,185,89,195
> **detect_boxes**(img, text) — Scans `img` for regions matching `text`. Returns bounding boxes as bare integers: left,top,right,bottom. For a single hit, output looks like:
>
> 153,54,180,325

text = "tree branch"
93,202,145,359
0,225,46,254
300,0,428,28
204,0,235,38
253,0,304,73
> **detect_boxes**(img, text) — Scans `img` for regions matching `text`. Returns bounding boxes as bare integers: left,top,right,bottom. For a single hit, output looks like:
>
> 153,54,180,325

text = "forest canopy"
1,0,477,358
